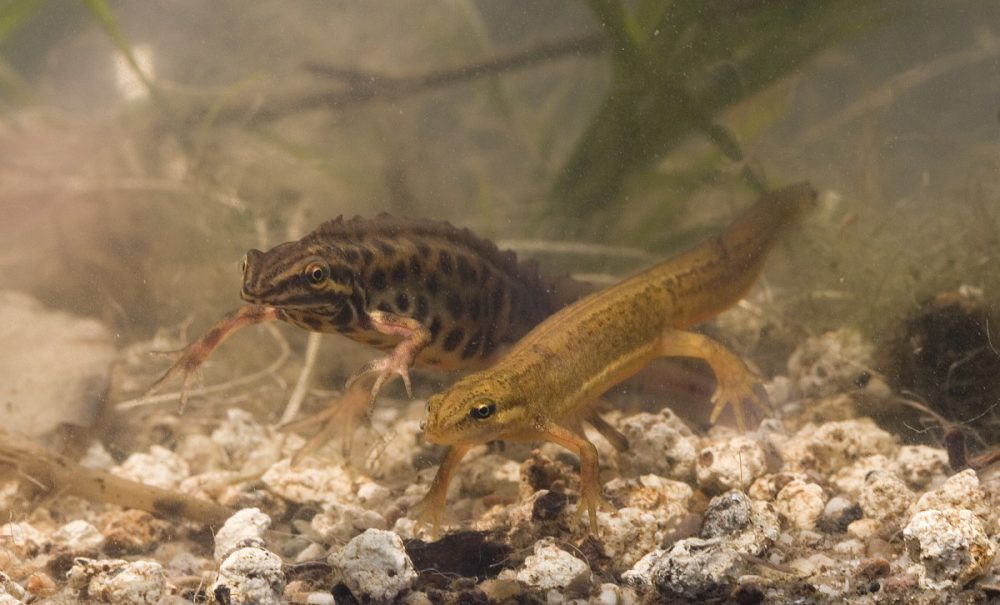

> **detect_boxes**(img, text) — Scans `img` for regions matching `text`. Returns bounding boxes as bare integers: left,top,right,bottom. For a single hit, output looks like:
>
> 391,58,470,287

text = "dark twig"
250,32,607,121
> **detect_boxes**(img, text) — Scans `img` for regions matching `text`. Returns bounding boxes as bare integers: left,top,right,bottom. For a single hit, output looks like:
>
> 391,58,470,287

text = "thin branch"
248,32,606,121
281,331,323,425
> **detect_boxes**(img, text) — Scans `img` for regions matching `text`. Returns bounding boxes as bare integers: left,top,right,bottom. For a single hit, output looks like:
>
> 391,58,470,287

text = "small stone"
111,445,189,490
261,459,354,506
214,508,271,563
818,496,862,533
356,481,391,508
829,454,892,498
786,328,875,398
903,508,996,589
0,523,44,559
780,419,896,476
894,445,949,490
460,454,521,498
211,547,285,605
700,490,780,557
651,538,745,601
858,470,914,529
774,479,826,530
101,510,172,555
515,538,591,592
67,558,165,605
595,582,637,605
696,436,768,494
310,502,387,543
52,519,104,552
0,572,26,601
617,409,699,480
914,469,990,525
211,409,274,469
846,518,880,540
329,529,417,602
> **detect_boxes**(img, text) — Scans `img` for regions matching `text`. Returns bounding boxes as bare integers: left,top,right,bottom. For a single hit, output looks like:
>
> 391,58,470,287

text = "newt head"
240,242,358,312
423,370,530,446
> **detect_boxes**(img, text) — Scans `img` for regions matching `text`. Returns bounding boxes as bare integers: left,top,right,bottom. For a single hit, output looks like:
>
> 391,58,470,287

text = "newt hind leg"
658,327,770,431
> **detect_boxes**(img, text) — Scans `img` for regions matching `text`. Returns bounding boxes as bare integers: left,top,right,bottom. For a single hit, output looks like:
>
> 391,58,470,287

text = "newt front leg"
411,443,472,537
144,304,282,412
283,310,433,458
345,310,433,408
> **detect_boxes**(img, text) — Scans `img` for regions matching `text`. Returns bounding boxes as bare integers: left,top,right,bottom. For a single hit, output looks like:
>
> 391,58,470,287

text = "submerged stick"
0,430,233,526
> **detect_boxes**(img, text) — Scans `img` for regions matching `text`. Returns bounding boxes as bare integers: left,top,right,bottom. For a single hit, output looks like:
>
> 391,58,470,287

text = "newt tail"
416,183,817,535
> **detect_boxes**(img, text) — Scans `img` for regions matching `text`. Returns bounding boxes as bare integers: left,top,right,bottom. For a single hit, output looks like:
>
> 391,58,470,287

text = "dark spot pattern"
429,317,443,342
360,248,374,265
426,273,440,295
332,303,355,326
391,260,407,283
438,251,453,275
396,292,410,312
443,328,464,352
375,240,396,256
468,298,481,322
461,330,482,359
343,248,360,263
457,255,476,283
490,284,505,313
416,242,431,258
445,292,464,320
369,269,387,291
414,296,430,322
409,256,422,276
299,315,324,331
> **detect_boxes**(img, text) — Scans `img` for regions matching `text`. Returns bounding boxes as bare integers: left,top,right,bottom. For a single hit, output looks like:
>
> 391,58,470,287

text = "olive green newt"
417,183,817,534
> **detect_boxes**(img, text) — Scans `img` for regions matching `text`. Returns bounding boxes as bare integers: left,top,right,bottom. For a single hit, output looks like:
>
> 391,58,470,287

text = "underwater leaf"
0,0,44,44
80,0,163,106
549,0,894,236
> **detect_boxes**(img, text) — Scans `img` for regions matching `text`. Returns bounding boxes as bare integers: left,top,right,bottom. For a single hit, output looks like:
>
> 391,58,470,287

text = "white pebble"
774,479,826,530
858,470,914,528
329,529,417,602
903,508,996,589
111,445,189,490
914,469,990,524
52,519,104,552
67,559,165,605
786,328,874,397
212,547,285,605
780,419,896,476
261,459,354,506
617,409,699,480
211,409,274,468
516,538,591,591
696,436,768,494
214,508,271,563
355,481,392,508
0,571,27,601
310,501,387,543
0,522,44,558
595,582,636,605
828,454,892,498
895,445,948,490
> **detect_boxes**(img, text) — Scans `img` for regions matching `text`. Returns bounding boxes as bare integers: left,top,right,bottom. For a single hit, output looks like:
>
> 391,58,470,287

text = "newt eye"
469,401,496,420
239,254,248,274
304,262,330,287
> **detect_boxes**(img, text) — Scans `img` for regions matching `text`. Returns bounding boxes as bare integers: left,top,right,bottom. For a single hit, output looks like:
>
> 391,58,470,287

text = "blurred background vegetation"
1,0,998,353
